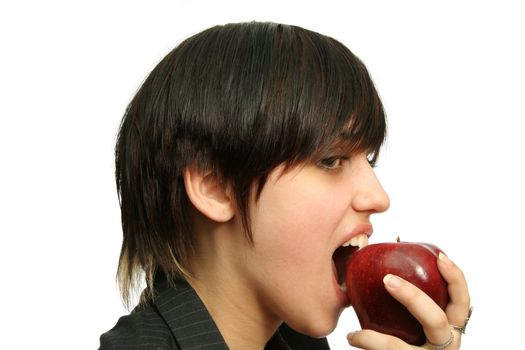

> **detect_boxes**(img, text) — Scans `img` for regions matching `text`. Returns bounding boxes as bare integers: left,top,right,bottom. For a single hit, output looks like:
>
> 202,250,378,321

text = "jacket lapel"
154,279,228,349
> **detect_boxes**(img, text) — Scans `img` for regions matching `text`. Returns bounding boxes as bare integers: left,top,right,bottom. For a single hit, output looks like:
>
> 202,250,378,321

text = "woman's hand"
347,252,471,349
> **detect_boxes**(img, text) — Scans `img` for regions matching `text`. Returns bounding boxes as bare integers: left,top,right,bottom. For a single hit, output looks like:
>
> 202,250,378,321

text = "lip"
336,223,374,250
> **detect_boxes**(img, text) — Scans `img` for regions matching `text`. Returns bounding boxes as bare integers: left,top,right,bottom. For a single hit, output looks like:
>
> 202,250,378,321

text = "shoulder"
100,276,227,350
99,303,179,350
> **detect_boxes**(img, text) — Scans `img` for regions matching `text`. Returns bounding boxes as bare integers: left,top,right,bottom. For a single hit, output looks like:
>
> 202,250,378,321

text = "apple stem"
396,236,401,243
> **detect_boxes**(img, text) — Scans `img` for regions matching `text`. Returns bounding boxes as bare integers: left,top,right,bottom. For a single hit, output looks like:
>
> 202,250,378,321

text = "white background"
1,1,523,349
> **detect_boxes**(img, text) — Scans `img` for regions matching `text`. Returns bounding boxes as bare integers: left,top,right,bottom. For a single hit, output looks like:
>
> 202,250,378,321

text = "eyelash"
317,155,378,170
317,156,349,170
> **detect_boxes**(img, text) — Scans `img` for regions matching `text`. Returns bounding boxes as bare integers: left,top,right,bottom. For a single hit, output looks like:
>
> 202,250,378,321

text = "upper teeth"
342,234,369,248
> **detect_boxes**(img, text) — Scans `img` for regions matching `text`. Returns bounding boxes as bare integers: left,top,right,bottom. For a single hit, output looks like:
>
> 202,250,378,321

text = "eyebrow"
332,130,379,155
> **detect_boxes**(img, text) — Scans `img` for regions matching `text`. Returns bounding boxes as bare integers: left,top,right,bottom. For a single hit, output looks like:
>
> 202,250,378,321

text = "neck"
186,221,280,349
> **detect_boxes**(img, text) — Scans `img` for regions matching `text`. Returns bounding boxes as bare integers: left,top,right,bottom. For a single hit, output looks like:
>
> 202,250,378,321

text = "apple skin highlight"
345,242,449,345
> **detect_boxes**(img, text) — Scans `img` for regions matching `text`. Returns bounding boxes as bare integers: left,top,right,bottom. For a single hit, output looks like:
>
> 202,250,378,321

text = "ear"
183,165,235,222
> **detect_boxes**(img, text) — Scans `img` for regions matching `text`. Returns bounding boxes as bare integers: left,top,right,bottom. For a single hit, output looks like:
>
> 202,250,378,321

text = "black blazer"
100,277,330,349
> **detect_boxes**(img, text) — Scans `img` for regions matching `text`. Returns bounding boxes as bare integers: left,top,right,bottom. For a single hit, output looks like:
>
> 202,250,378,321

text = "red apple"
345,240,449,345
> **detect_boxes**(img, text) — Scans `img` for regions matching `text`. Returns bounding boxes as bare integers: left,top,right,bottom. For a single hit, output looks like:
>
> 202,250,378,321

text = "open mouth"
332,234,369,291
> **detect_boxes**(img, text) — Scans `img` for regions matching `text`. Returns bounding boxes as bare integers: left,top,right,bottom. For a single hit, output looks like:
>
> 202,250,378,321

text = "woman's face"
241,152,390,337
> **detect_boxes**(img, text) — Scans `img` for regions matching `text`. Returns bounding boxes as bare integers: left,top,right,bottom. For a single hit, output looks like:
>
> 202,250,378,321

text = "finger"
383,274,450,346
436,252,471,325
348,329,418,350
422,331,458,350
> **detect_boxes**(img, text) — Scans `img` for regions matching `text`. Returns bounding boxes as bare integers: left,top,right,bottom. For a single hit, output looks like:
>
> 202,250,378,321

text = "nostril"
352,193,390,213
353,180,390,213
374,191,390,213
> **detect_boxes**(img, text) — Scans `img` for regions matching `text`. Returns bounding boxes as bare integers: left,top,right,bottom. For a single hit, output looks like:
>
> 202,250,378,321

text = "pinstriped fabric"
100,277,329,349
100,303,178,349
154,280,227,350
100,279,227,350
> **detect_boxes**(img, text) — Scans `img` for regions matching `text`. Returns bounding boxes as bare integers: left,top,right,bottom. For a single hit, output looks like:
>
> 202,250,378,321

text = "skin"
183,151,470,349
184,152,389,349
348,254,471,350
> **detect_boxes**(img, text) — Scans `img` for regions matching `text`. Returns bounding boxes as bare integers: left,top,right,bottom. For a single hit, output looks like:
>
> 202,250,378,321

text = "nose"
351,157,390,214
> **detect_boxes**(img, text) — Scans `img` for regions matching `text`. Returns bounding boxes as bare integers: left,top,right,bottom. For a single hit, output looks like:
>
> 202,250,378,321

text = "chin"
287,314,339,338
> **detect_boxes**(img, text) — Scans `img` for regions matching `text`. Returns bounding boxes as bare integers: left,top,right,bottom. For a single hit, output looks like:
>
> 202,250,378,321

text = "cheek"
253,177,349,250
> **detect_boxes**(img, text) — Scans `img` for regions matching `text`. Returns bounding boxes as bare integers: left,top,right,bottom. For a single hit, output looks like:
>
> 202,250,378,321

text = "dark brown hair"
115,21,386,306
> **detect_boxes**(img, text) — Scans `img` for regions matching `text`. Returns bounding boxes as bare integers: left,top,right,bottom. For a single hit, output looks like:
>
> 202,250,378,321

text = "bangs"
329,44,387,165
325,77,387,166
265,26,387,169
114,21,388,303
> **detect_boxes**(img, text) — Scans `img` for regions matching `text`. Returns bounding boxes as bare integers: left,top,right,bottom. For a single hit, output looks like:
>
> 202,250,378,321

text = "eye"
317,156,348,170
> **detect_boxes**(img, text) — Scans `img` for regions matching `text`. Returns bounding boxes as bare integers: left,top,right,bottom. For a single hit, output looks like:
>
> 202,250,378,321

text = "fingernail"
347,331,357,344
439,252,453,266
383,273,402,288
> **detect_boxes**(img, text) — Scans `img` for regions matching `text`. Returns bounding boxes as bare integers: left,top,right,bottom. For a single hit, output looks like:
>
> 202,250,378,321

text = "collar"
152,275,291,350
153,277,228,349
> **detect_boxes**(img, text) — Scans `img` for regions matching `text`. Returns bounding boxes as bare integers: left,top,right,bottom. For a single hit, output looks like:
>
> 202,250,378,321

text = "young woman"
100,22,471,350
